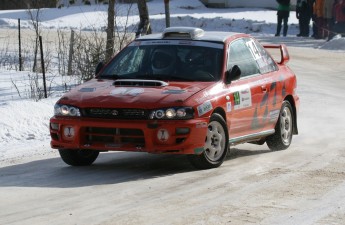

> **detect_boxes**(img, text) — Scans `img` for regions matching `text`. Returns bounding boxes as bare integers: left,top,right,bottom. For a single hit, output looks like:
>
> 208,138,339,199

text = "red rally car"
50,27,299,169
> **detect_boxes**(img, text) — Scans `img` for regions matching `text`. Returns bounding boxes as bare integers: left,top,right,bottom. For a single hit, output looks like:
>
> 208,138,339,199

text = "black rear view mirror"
225,65,241,84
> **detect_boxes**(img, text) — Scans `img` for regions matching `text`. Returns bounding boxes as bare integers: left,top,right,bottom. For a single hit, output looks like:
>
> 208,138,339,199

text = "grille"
82,108,149,120
84,127,145,146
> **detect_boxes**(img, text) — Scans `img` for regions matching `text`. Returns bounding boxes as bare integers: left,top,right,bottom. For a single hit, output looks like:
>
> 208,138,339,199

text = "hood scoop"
113,79,168,87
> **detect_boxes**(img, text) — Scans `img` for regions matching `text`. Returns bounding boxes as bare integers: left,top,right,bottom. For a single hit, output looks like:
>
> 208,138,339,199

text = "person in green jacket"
275,0,291,36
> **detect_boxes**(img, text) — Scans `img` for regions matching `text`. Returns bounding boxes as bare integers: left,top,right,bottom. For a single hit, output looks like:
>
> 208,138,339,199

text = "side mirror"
225,65,241,84
95,62,105,76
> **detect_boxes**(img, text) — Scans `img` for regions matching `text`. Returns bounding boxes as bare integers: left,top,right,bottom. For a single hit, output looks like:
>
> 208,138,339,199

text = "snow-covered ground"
0,0,344,163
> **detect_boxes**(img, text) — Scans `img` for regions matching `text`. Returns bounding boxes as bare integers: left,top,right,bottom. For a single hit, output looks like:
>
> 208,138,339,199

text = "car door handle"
261,85,268,93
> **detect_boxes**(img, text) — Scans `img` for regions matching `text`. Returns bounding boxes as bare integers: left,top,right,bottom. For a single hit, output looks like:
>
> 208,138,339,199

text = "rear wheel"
58,149,99,166
188,113,229,169
266,101,294,151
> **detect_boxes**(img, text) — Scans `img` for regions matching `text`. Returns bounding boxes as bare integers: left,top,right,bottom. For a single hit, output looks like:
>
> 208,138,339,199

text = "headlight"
150,107,194,120
54,104,81,117
165,108,176,118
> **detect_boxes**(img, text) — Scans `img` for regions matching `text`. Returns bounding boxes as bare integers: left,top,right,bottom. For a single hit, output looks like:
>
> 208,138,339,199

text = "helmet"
151,47,176,75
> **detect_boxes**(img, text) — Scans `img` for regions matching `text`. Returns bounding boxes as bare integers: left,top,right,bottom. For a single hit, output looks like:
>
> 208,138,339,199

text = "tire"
58,149,99,166
266,101,294,151
188,113,229,169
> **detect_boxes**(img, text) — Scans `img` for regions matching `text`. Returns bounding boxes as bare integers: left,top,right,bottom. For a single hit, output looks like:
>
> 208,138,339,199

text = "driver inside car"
151,47,178,75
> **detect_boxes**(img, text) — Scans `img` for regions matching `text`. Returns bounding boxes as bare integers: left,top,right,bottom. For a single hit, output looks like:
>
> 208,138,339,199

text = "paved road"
1,44,345,225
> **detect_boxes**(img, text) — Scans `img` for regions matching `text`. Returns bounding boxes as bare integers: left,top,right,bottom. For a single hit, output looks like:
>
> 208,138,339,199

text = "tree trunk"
105,0,115,62
136,0,151,38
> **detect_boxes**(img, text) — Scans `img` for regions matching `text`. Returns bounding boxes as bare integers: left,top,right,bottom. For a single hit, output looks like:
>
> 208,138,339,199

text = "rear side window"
227,39,260,77
249,39,278,74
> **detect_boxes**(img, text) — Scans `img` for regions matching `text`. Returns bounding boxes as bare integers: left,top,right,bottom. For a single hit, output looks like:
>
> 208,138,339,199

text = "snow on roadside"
0,97,58,163
320,35,345,51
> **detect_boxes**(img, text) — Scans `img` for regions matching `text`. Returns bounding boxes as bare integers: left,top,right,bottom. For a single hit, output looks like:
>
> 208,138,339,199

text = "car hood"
57,79,214,108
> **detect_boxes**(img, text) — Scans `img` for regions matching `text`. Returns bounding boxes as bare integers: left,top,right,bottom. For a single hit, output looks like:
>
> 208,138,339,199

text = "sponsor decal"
157,129,169,142
162,89,186,94
269,109,280,122
234,86,252,110
79,87,96,92
110,88,144,96
178,41,193,45
241,89,249,94
246,39,261,60
130,40,223,49
226,102,232,112
196,122,208,128
251,108,261,129
194,147,204,154
195,91,211,104
63,126,75,139
234,92,240,106
197,100,213,116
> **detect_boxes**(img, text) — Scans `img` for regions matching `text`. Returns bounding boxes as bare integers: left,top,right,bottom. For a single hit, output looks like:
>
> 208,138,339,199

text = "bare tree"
26,0,42,72
105,0,115,62
114,2,136,53
136,0,151,38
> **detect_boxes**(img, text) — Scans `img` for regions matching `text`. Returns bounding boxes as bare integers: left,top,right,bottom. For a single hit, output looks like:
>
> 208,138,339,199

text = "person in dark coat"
275,0,291,36
296,0,312,36
333,0,345,36
310,0,319,38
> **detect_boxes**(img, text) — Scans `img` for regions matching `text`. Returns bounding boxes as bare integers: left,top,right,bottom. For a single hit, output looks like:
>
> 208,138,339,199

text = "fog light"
50,123,59,130
63,126,75,139
176,127,190,135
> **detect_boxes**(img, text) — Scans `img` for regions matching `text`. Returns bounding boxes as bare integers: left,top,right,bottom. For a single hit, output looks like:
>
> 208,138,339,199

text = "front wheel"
188,113,229,169
58,149,99,166
266,101,294,151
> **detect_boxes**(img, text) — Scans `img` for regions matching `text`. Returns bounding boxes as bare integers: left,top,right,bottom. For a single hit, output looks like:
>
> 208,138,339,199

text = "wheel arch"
212,107,227,121
284,95,298,135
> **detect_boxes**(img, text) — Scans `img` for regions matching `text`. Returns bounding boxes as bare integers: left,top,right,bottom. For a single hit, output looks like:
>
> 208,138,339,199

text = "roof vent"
113,79,168,87
162,27,205,39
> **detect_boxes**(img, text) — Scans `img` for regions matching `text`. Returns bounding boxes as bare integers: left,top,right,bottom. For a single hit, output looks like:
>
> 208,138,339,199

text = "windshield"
100,40,224,82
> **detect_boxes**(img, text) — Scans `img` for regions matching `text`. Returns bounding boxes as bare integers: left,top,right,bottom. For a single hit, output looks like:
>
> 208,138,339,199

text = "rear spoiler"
263,44,290,65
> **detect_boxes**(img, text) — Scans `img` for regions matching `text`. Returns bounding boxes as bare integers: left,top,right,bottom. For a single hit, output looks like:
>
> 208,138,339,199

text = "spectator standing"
314,0,325,38
275,0,291,36
310,0,319,37
324,0,335,40
296,0,312,36
334,0,345,36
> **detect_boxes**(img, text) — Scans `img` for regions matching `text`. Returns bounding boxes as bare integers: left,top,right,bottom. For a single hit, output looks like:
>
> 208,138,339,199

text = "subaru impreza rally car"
50,27,299,169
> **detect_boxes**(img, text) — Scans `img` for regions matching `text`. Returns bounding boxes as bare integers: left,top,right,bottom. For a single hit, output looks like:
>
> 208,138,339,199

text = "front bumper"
50,117,209,155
